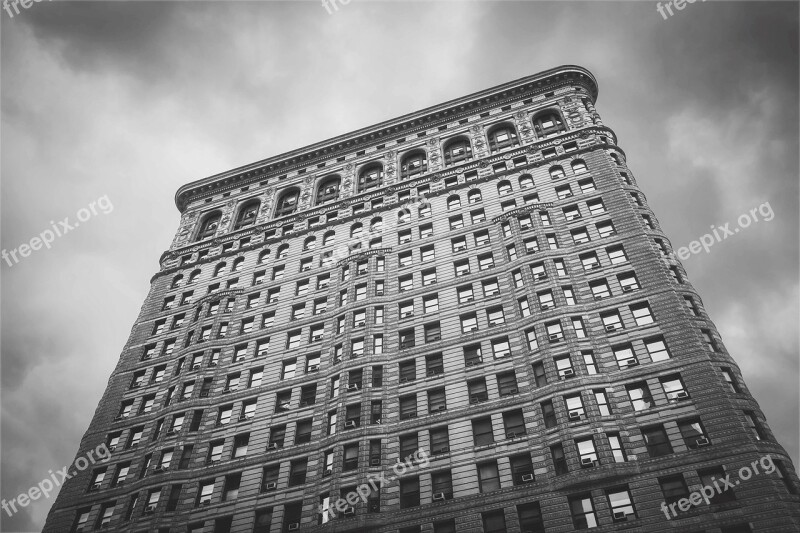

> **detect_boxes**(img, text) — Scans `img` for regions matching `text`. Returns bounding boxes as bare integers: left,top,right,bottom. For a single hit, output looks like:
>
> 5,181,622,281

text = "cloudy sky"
1,1,798,530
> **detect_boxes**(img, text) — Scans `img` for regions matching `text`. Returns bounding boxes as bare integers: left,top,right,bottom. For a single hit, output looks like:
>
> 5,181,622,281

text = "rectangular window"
627,382,653,411
678,418,709,449
608,433,627,462
646,337,670,362
552,443,568,475
569,493,597,529
594,389,612,416
631,303,654,325
541,400,557,428
659,475,690,505
643,425,673,457
606,486,636,521
472,417,494,446
478,461,501,493
532,361,547,386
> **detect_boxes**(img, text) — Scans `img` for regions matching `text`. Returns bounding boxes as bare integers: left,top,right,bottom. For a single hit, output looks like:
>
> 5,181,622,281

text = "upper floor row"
190,110,594,243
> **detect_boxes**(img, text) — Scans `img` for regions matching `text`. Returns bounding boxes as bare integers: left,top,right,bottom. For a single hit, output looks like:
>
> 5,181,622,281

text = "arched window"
371,218,383,233
274,188,300,218
400,150,427,179
171,274,183,288
468,189,482,204
303,236,317,251
232,257,244,272
488,124,519,152
258,249,271,264
497,181,513,196
188,269,201,283
276,244,289,260
550,165,566,180
234,200,260,230
418,204,431,218
316,175,341,205
196,211,221,241
532,111,567,139
571,160,588,174
443,137,472,165
447,195,461,210
610,153,621,166
398,210,410,224
519,174,534,189
350,223,363,239
323,231,335,246
358,163,384,192
214,262,226,277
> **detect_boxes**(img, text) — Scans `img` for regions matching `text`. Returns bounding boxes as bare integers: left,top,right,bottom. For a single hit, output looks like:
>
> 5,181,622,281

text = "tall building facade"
44,65,800,533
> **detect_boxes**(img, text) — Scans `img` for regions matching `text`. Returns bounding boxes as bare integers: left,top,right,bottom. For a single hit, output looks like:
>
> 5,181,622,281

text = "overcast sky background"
2,1,798,531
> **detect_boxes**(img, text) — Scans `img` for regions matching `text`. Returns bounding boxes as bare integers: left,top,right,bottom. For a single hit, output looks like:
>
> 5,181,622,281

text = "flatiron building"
44,65,800,533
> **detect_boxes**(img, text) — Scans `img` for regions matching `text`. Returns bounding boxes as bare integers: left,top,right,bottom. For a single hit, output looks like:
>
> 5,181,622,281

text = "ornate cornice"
155,124,619,282
174,65,599,212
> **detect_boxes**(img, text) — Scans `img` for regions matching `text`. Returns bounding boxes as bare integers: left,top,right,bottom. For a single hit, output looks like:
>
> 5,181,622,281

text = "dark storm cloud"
2,2,797,530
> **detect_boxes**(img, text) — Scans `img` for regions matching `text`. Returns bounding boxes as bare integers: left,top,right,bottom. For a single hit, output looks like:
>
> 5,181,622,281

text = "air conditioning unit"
549,334,561,341
354,321,365,327
108,445,116,452
370,458,381,466
264,482,277,490
470,395,486,404
427,370,440,377
696,437,710,447
400,312,413,319
116,480,125,486
307,364,319,372
624,358,638,367
402,412,418,420
622,285,633,292
605,324,617,332
613,511,627,521
201,500,211,506
535,273,548,280
343,508,355,516
432,492,446,501
238,414,250,421
581,457,595,467
465,326,478,333
345,420,357,429
568,411,581,420
288,523,300,531
562,369,575,378
400,377,412,384
208,362,217,367
507,432,519,439
348,383,360,391
267,443,279,451
435,405,447,411
521,473,535,482
674,391,689,400
540,304,550,310
591,263,602,269
428,335,441,342
506,387,519,395
437,446,450,454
